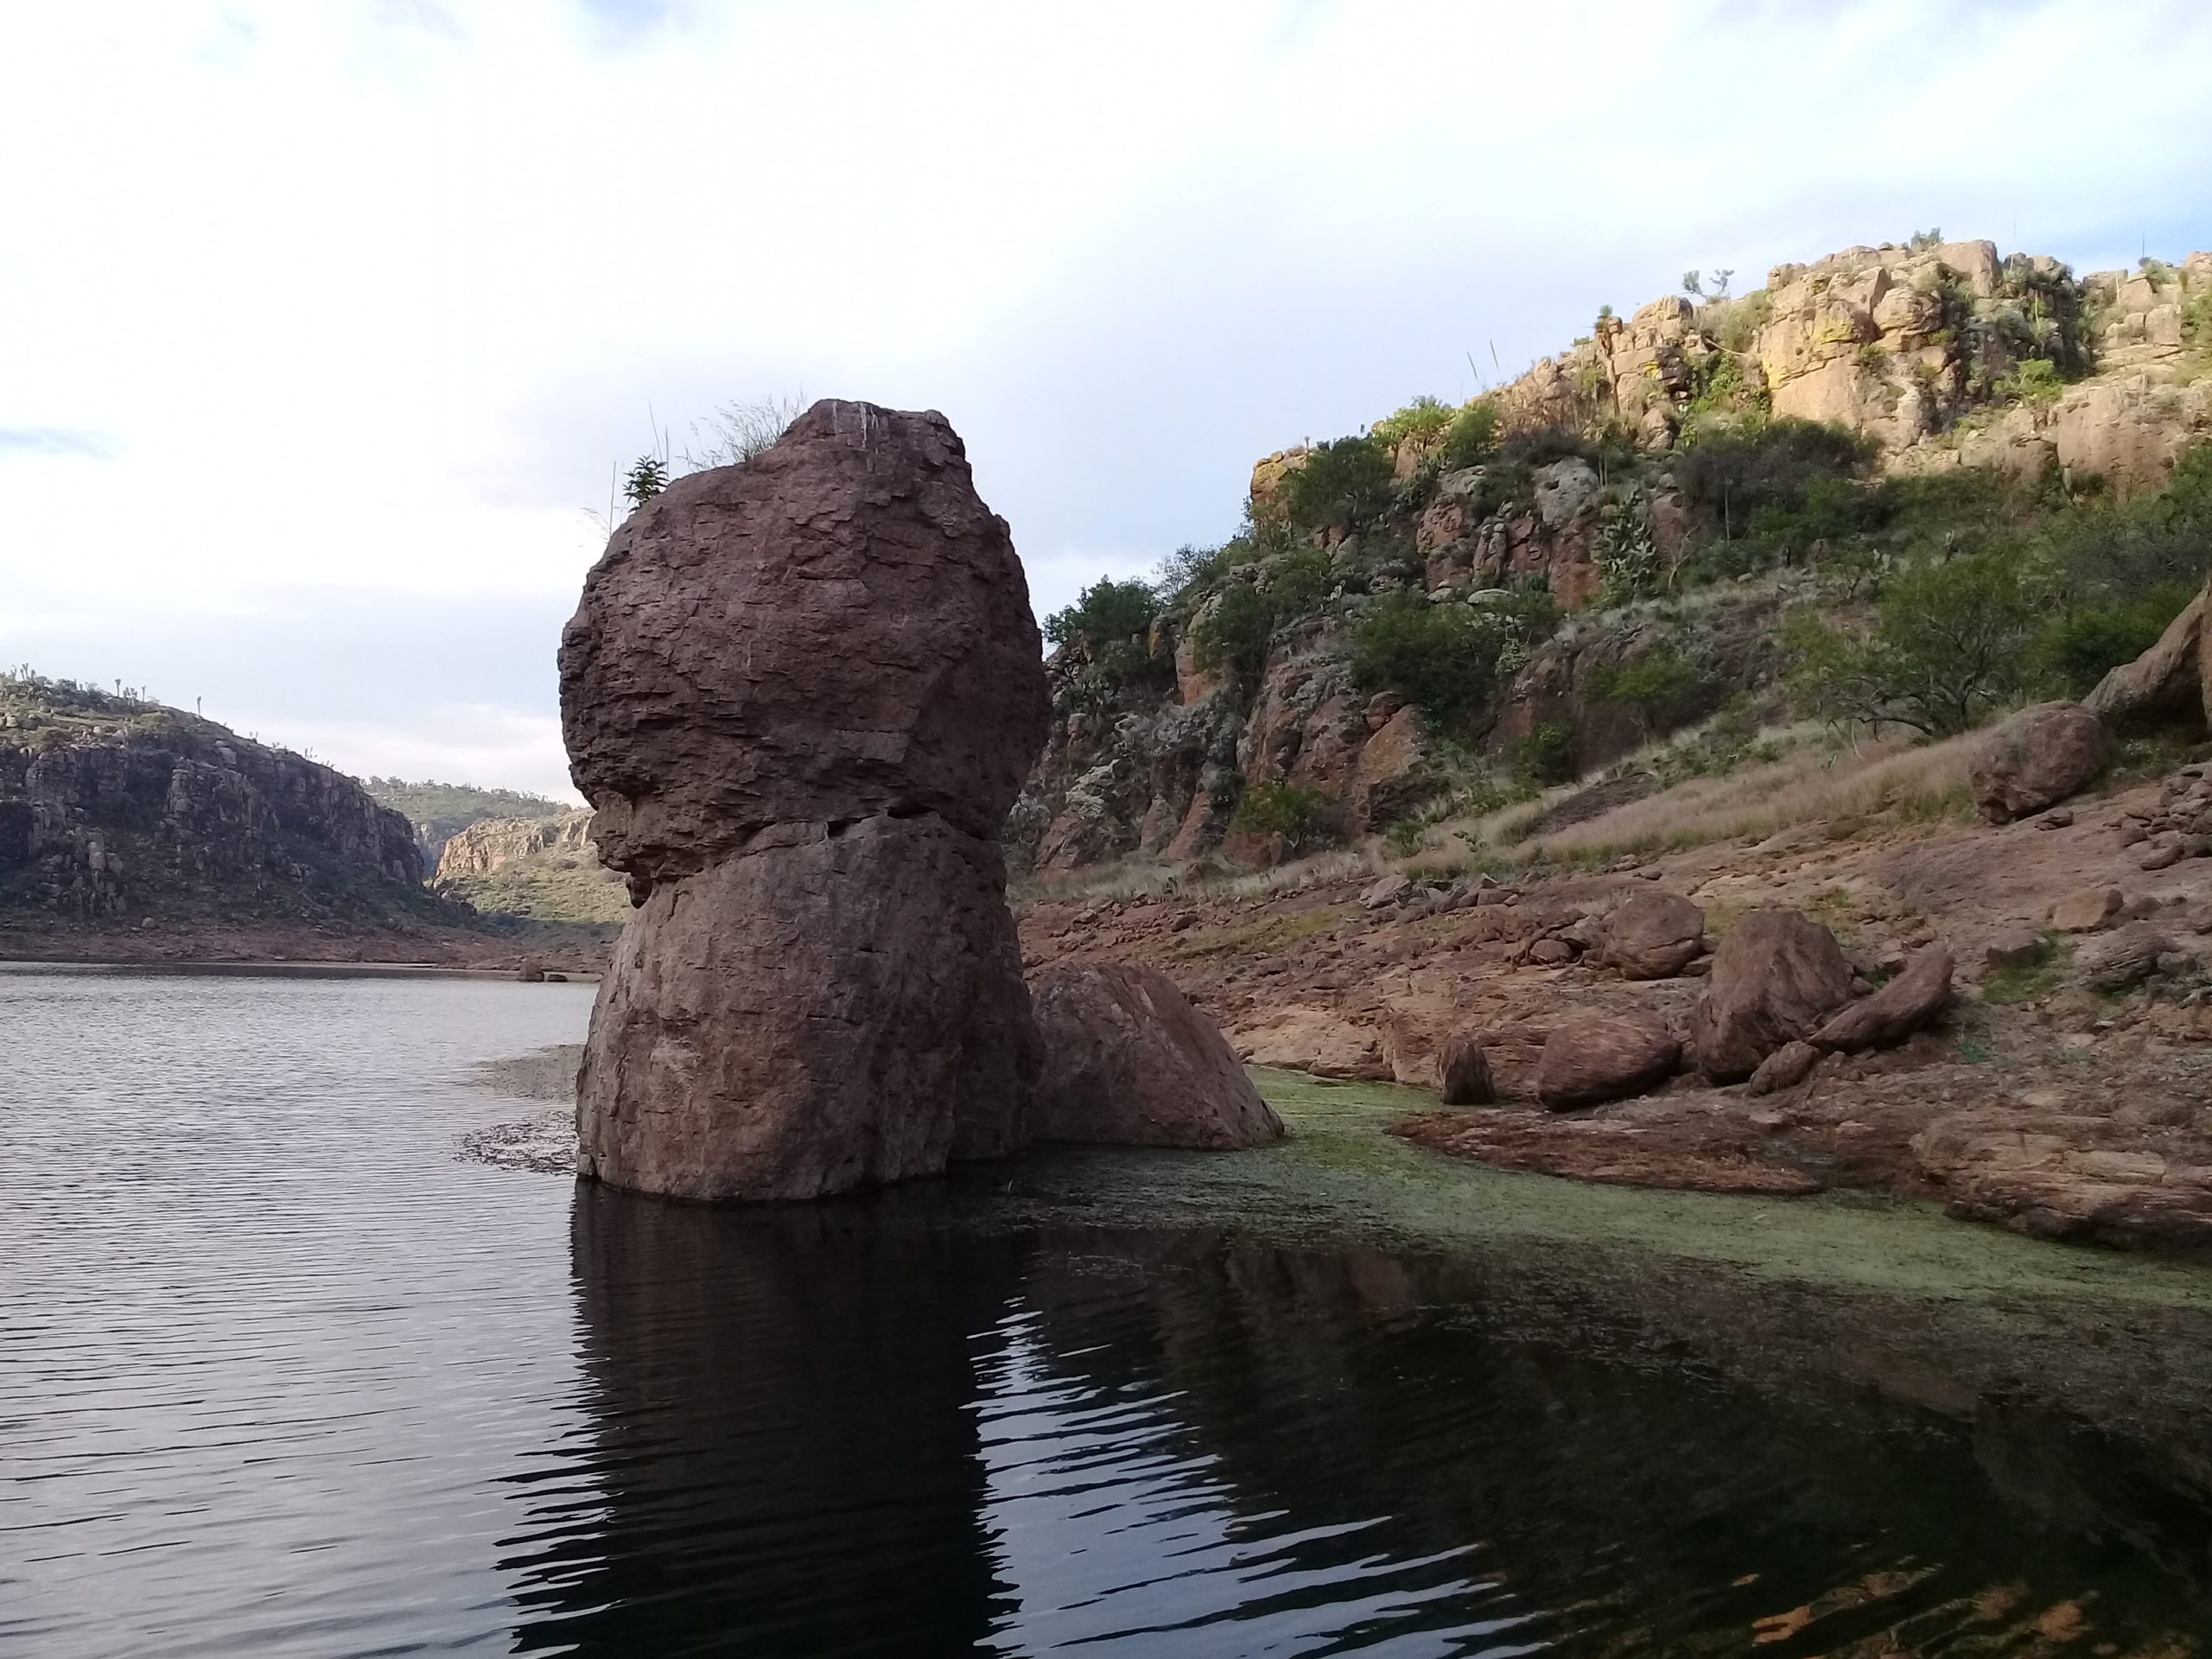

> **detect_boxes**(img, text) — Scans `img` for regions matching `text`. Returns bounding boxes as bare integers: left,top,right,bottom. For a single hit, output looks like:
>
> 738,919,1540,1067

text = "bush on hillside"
1371,397,1453,450
1783,551,2040,737
1230,780,1332,851
1505,721,1577,786
1044,577,1157,648
1190,581,1275,679
1347,589,1503,722
2036,588,2196,697
1283,435,1395,533
1434,399,1502,472
1675,418,1880,533
1587,648,1716,736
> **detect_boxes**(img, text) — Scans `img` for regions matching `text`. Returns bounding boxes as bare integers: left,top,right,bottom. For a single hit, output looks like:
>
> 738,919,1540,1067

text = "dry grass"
1013,845,1379,908
1512,730,1983,861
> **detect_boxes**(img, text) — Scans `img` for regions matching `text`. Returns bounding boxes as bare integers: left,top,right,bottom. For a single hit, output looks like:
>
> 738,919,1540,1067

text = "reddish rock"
1812,944,1954,1052
1438,1033,1496,1105
1526,938,1574,967
2083,586,2205,724
1601,890,1706,980
1028,963,1283,1148
1982,927,2048,971
1692,910,1854,1083
1968,702,2108,824
2050,887,2123,932
561,402,1052,1200
1536,1012,1681,1109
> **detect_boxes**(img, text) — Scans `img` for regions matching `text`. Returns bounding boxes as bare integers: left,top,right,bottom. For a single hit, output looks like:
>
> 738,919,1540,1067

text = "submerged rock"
1027,962,1283,1148
560,401,1052,1200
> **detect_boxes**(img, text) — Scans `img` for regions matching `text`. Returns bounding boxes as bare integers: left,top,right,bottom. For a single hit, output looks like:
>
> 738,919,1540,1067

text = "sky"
4,0,2210,799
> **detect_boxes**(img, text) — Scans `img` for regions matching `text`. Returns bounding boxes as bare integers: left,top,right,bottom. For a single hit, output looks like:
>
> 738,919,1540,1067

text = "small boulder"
1437,1034,1496,1105
1692,910,1855,1083
2050,887,2123,933
1812,945,1955,1052
1982,928,2048,972
1602,890,1707,980
1361,874,1411,910
2141,841,2184,872
2075,925,2177,993
1526,938,1575,967
1968,702,2108,823
1746,1039,1821,1096
1535,1012,1681,1109
1028,963,1284,1148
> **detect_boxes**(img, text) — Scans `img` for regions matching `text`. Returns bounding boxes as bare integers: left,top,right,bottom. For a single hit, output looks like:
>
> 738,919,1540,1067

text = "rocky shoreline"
1016,754,2212,1261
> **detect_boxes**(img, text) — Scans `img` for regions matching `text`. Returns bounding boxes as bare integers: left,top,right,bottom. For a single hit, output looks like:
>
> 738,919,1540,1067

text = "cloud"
0,428,119,459
1,0,2208,786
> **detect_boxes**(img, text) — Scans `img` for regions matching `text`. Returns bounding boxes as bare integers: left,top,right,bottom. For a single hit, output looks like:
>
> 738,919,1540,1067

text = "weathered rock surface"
2085,586,2207,725
1027,962,1283,1148
2050,886,2123,932
1692,910,1854,1082
1811,944,1954,1052
562,401,1053,1200
1968,702,2108,823
1536,1012,1680,1109
1600,890,1706,980
1437,1033,1496,1105
1745,1039,1821,1096
435,809,594,879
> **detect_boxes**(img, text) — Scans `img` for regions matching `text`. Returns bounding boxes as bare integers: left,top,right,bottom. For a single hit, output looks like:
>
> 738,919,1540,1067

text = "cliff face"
0,675,436,933
430,808,628,925
1014,235,2212,879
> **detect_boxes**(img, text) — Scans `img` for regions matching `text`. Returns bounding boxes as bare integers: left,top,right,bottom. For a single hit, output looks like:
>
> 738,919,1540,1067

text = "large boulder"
1601,890,1706,980
1535,1012,1681,1109
1811,944,1954,1052
1027,963,1283,1148
2084,587,2205,726
1692,910,1854,1083
561,401,1052,1199
1968,702,2108,824
1437,1033,1496,1105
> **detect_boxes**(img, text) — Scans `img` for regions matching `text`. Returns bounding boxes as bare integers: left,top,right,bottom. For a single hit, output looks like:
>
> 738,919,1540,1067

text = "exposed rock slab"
1028,962,1282,1148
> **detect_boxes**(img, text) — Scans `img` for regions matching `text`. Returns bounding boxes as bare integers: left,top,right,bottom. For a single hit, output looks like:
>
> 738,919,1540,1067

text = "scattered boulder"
2050,887,2123,933
1027,963,1283,1148
1536,1012,1681,1109
1526,938,1574,967
1361,873,1411,910
1601,889,1707,980
1746,1039,1821,1096
2076,925,2178,992
1692,910,1855,1083
2083,585,2206,725
1967,702,2109,823
1438,1033,1496,1105
1812,944,1955,1052
2141,840,2185,871
560,401,1053,1200
1982,928,2048,972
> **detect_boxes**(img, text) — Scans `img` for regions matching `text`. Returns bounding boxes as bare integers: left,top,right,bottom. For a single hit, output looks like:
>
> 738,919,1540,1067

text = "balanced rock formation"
1968,702,2108,823
2084,585,2207,727
560,401,1053,1200
1693,910,1854,1083
1027,963,1282,1147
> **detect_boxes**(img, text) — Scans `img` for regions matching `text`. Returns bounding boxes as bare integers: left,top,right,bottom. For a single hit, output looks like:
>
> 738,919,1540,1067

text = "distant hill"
432,809,630,925
363,777,572,866
0,670,455,946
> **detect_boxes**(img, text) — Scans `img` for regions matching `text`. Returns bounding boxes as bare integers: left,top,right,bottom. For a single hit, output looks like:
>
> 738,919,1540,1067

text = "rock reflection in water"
516,1191,2212,1657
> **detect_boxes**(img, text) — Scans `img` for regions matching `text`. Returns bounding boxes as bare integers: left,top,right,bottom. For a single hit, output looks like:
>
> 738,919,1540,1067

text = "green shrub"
1283,435,1395,532
1347,589,1502,721
1371,397,1453,450
2035,585,2196,696
1434,398,1501,472
1588,648,1715,734
1190,582,1275,679
1674,418,1880,535
1230,780,1332,851
1044,577,1157,648
1999,358,2065,405
2048,442,2212,605
1783,551,2040,737
1505,721,1576,786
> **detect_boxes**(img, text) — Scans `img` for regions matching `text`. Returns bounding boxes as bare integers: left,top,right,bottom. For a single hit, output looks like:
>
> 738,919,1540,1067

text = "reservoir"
4,965,2211,1656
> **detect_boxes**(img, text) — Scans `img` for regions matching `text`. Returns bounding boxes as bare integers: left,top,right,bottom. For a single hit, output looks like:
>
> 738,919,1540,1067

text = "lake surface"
5,966,2212,1657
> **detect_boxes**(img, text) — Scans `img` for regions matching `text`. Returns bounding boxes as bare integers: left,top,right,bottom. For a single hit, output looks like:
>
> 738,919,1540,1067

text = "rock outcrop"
1968,702,2108,823
1692,910,1855,1083
435,809,594,879
1027,962,1283,1147
562,401,1053,1200
1811,944,1954,1052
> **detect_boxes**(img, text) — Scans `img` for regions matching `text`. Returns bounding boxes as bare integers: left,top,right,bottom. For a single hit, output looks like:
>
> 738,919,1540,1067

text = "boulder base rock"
1968,702,2108,824
1438,1033,1496,1105
1812,944,1954,1052
1536,1012,1681,1109
1027,963,1283,1148
1601,890,1706,979
562,401,1052,1200
1693,910,1854,1083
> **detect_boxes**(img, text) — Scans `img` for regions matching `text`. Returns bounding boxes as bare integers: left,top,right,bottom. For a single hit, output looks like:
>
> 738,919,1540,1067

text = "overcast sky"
5,0,2210,798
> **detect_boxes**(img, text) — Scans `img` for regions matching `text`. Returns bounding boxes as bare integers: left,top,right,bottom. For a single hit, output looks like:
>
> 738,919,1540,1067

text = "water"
5,968,2212,1657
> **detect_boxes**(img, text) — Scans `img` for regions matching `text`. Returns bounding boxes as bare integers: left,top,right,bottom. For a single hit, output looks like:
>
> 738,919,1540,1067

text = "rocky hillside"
1014,234,2212,880
0,670,461,948
363,777,569,866
431,808,627,925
